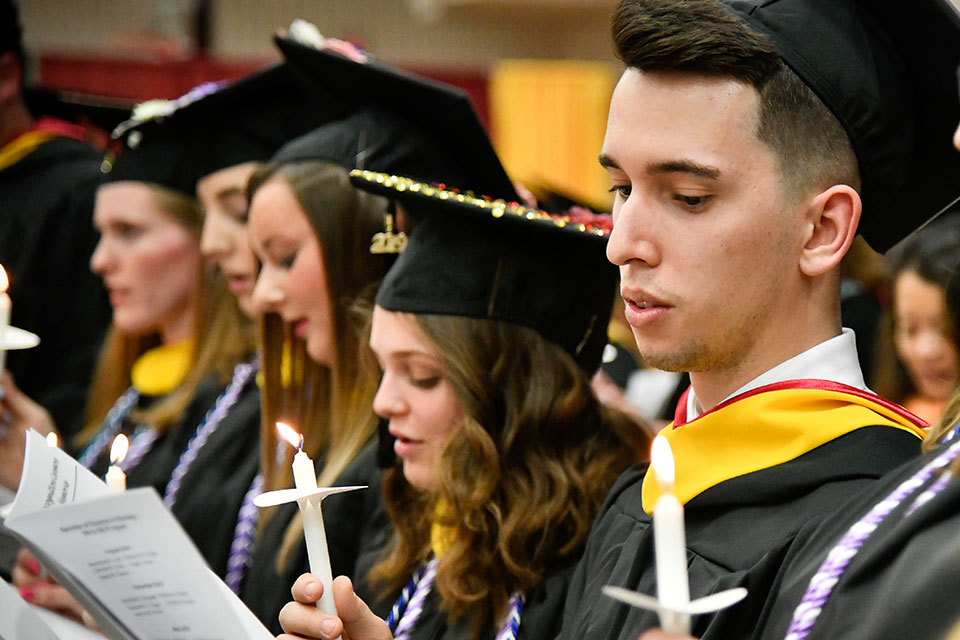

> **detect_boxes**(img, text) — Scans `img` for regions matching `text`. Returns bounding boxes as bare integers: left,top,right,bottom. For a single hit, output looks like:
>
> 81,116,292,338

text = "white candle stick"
0,265,10,374
602,436,748,629
651,435,691,635
277,422,339,627
105,434,128,492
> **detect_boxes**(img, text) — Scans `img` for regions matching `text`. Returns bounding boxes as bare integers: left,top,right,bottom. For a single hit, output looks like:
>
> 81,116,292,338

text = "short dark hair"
0,0,23,62
612,0,860,200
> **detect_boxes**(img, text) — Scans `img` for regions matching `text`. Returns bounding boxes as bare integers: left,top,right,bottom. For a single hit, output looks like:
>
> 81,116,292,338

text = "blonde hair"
78,183,252,446
247,161,388,568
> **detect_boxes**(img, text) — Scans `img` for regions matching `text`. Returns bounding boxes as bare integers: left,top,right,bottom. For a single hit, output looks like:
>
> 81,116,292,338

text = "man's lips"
621,288,671,325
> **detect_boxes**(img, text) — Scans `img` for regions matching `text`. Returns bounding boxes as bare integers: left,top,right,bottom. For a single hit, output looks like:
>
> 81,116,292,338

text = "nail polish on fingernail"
25,557,41,575
19,586,34,601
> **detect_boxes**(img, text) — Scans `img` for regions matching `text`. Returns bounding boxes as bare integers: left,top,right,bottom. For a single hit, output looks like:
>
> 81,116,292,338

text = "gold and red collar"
641,380,927,514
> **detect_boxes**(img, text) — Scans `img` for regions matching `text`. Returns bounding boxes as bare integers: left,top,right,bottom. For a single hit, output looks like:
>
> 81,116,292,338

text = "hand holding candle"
105,434,128,492
254,421,365,637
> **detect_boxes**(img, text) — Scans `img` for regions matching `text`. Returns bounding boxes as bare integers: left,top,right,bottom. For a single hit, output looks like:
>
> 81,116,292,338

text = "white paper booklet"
1,430,272,640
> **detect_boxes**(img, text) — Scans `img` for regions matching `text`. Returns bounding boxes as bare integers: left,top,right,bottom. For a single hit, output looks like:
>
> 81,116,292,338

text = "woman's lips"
293,319,308,338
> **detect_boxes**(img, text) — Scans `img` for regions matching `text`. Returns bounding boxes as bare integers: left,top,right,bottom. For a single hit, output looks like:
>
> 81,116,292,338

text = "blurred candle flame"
110,434,129,465
46,432,58,448
276,422,304,450
651,435,675,491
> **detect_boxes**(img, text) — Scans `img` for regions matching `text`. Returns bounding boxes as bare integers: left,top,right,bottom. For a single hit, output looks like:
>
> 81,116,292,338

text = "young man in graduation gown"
558,0,960,639
0,0,110,444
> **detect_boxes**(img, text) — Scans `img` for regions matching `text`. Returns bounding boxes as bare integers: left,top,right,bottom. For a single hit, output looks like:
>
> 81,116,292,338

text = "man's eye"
608,185,631,198
674,194,710,208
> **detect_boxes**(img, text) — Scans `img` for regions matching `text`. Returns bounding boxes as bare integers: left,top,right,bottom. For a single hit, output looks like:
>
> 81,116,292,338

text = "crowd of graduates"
2,0,960,639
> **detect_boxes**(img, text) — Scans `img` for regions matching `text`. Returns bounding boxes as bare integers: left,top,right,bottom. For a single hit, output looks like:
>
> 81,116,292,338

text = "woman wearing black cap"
241,158,389,634
2,108,254,618
277,171,650,640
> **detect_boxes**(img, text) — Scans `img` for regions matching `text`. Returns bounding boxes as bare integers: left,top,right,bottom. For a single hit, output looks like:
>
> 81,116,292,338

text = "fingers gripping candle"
277,422,339,622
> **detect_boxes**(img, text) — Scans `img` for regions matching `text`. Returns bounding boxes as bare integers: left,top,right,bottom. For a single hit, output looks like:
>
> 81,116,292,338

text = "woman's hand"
12,549,87,622
278,574,392,640
0,372,56,490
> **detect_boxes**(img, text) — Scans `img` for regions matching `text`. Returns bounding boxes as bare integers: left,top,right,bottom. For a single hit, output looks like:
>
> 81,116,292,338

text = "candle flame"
651,435,675,490
276,422,304,450
110,434,129,464
0,264,7,293
45,432,59,448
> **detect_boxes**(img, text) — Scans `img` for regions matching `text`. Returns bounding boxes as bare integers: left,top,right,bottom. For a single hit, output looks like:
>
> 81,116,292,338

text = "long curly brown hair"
369,314,650,637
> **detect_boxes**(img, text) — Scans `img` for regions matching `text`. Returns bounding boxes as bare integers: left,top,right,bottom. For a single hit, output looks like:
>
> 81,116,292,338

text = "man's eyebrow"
648,160,720,180
598,153,620,170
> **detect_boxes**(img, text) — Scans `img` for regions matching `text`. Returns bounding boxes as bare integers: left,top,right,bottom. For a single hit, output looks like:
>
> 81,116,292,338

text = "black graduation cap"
723,0,960,252
275,35,519,203
350,169,616,374
270,106,466,187
24,88,133,137
103,63,342,195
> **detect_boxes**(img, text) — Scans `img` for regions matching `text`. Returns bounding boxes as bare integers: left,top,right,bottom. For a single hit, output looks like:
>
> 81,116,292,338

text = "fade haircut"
612,0,861,201
0,0,22,62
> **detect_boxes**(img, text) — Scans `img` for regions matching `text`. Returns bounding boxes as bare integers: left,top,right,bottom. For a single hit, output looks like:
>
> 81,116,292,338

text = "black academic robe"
86,380,225,495
353,548,577,640
755,436,960,640
241,440,385,634
0,135,110,445
168,373,261,579
559,426,923,640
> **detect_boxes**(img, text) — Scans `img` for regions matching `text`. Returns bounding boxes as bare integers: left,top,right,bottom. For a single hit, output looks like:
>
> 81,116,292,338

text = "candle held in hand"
106,434,128,492
277,422,339,624
651,435,691,634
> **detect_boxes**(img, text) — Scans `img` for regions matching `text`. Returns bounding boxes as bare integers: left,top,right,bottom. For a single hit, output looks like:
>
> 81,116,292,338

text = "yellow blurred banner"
490,59,618,209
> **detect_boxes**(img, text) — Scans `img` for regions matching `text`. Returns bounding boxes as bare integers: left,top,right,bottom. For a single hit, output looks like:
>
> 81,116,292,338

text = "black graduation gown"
559,426,923,640
168,372,261,579
85,380,224,495
241,440,385,634
0,135,111,445
755,437,960,640
352,547,578,640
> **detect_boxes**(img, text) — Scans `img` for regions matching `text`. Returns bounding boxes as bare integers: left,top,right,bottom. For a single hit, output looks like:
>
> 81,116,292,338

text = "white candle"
106,434,128,492
0,265,10,373
651,435,691,634
278,422,339,625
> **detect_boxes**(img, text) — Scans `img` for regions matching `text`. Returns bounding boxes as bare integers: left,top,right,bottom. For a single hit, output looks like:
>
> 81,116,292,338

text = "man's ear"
0,52,23,105
798,184,861,277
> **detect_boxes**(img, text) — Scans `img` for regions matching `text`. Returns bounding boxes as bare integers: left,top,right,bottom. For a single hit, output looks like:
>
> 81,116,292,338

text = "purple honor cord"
77,386,140,469
225,472,264,593
785,435,960,640
162,360,258,508
388,556,525,640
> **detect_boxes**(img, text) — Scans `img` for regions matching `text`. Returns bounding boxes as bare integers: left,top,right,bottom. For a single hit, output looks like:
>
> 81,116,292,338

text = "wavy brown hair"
247,161,388,568
369,314,650,636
